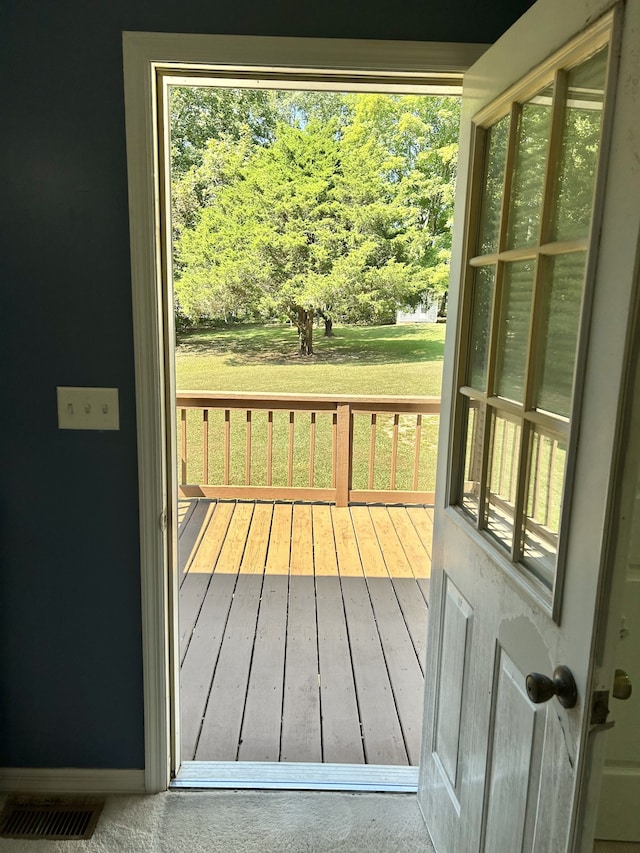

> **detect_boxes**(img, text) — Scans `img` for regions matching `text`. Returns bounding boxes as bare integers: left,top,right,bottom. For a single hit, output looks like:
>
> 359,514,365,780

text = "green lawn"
175,322,446,493
175,322,445,396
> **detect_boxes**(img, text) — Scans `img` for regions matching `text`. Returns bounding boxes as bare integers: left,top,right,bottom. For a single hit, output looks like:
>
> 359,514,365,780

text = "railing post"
181,408,187,485
335,403,352,507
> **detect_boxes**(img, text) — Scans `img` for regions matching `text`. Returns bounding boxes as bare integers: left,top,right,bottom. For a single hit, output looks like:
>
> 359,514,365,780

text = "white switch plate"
57,387,120,430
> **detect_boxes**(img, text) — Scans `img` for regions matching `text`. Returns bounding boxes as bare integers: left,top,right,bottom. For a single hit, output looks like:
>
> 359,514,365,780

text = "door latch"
590,690,610,726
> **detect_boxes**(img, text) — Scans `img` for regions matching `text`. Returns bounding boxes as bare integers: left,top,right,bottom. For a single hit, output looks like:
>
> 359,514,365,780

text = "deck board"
406,506,434,602
387,506,431,579
365,576,425,765
178,499,210,577
195,574,264,760
312,505,338,576
237,574,288,761
265,503,293,574
315,575,364,764
290,504,314,576
281,575,322,762
350,506,389,578
216,502,254,573
341,575,408,765
368,506,414,579
407,506,434,557
179,573,211,661
240,502,272,574
179,499,433,766
391,577,429,674
177,499,197,542
180,572,237,758
188,502,232,576
332,506,364,577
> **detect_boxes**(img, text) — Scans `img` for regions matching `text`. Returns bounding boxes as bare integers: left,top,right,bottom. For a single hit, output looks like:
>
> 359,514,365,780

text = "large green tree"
343,94,459,309
170,87,277,176
176,117,423,353
171,90,460,350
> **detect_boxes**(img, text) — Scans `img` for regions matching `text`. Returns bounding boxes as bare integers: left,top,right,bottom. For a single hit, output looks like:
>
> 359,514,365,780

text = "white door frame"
578,266,640,846
122,31,487,793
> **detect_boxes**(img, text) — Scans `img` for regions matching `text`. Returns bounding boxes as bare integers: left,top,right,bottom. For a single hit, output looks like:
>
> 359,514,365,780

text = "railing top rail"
176,390,441,412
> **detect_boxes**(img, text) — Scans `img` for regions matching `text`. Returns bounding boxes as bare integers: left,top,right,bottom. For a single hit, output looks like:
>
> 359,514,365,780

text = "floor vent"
0,801,104,840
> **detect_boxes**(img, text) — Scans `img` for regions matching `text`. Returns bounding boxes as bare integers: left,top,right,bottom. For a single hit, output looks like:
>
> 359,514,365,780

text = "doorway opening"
123,32,484,793
161,75,460,783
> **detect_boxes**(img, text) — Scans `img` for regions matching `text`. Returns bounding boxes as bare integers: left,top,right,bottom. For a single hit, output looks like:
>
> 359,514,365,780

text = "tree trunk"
323,316,333,337
296,307,314,355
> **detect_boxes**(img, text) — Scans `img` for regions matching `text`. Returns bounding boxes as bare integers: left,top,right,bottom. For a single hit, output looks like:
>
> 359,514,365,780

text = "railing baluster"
267,410,273,487
368,413,377,489
335,403,351,506
203,409,209,485
181,408,187,484
509,421,518,503
532,430,542,519
469,402,482,483
331,412,337,489
499,418,508,497
246,410,252,485
288,411,295,487
309,412,316,487
413,413,422,491
390,413,400,490
224,409,230,485
546,438,556,527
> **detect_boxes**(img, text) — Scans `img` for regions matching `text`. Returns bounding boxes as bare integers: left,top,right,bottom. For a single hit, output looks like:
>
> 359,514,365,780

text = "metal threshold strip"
172,762,419,793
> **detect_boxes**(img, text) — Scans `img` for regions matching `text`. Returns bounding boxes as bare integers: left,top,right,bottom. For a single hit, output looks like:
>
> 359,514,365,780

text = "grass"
175,322,446,493
175,322,445,396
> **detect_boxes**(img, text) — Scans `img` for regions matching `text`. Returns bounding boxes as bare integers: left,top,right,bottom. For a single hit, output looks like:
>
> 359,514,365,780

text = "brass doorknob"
613,669,632,700
525,665,578,708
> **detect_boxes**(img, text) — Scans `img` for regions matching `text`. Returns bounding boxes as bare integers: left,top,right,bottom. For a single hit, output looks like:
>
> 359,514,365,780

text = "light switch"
57,387,120,430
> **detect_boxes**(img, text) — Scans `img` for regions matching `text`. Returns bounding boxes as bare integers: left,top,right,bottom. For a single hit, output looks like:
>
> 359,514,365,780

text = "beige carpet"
0,791,434,852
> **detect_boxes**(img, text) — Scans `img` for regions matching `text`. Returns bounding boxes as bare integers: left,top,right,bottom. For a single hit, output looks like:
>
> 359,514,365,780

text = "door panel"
431,576,471,797
419,1,640,850
483,648,538,853
424,519,577,853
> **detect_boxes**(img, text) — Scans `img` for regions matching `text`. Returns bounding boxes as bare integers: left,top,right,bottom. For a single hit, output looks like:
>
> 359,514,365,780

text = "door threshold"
171,761,419,792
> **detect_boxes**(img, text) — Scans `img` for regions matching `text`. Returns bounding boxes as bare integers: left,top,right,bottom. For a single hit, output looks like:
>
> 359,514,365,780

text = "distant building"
396,298,438,324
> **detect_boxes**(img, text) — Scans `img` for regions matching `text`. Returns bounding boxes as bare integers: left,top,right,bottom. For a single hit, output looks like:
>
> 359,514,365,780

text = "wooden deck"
178,499,433,766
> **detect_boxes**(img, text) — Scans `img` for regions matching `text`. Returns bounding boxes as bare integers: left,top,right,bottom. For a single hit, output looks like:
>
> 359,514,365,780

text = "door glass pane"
453,26,611,609
468,265,496,390
536,252,586,417
507,87,553,248
486,412,521,552
461,398,485,521
552,47,608,242
496,260,535,403
477,115,510,255
521,427,567,588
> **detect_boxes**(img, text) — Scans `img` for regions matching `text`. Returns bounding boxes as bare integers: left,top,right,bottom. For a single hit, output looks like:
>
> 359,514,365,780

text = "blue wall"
0,0,533,769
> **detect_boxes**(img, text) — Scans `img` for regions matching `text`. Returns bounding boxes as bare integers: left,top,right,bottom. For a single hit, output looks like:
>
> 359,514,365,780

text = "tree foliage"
171,88,460,352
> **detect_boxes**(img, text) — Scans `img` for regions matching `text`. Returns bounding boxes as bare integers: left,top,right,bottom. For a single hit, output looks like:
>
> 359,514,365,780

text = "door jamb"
572,237,640,852
122,31,485,792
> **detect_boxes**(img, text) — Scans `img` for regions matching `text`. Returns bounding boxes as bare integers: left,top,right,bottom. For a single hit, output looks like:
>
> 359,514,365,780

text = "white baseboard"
0,768,146,795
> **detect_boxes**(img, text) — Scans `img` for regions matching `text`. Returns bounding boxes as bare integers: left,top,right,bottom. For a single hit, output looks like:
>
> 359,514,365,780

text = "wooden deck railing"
176,391,440,506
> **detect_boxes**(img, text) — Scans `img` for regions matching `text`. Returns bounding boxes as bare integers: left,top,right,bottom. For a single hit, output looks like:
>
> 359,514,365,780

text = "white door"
419,0,640,851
